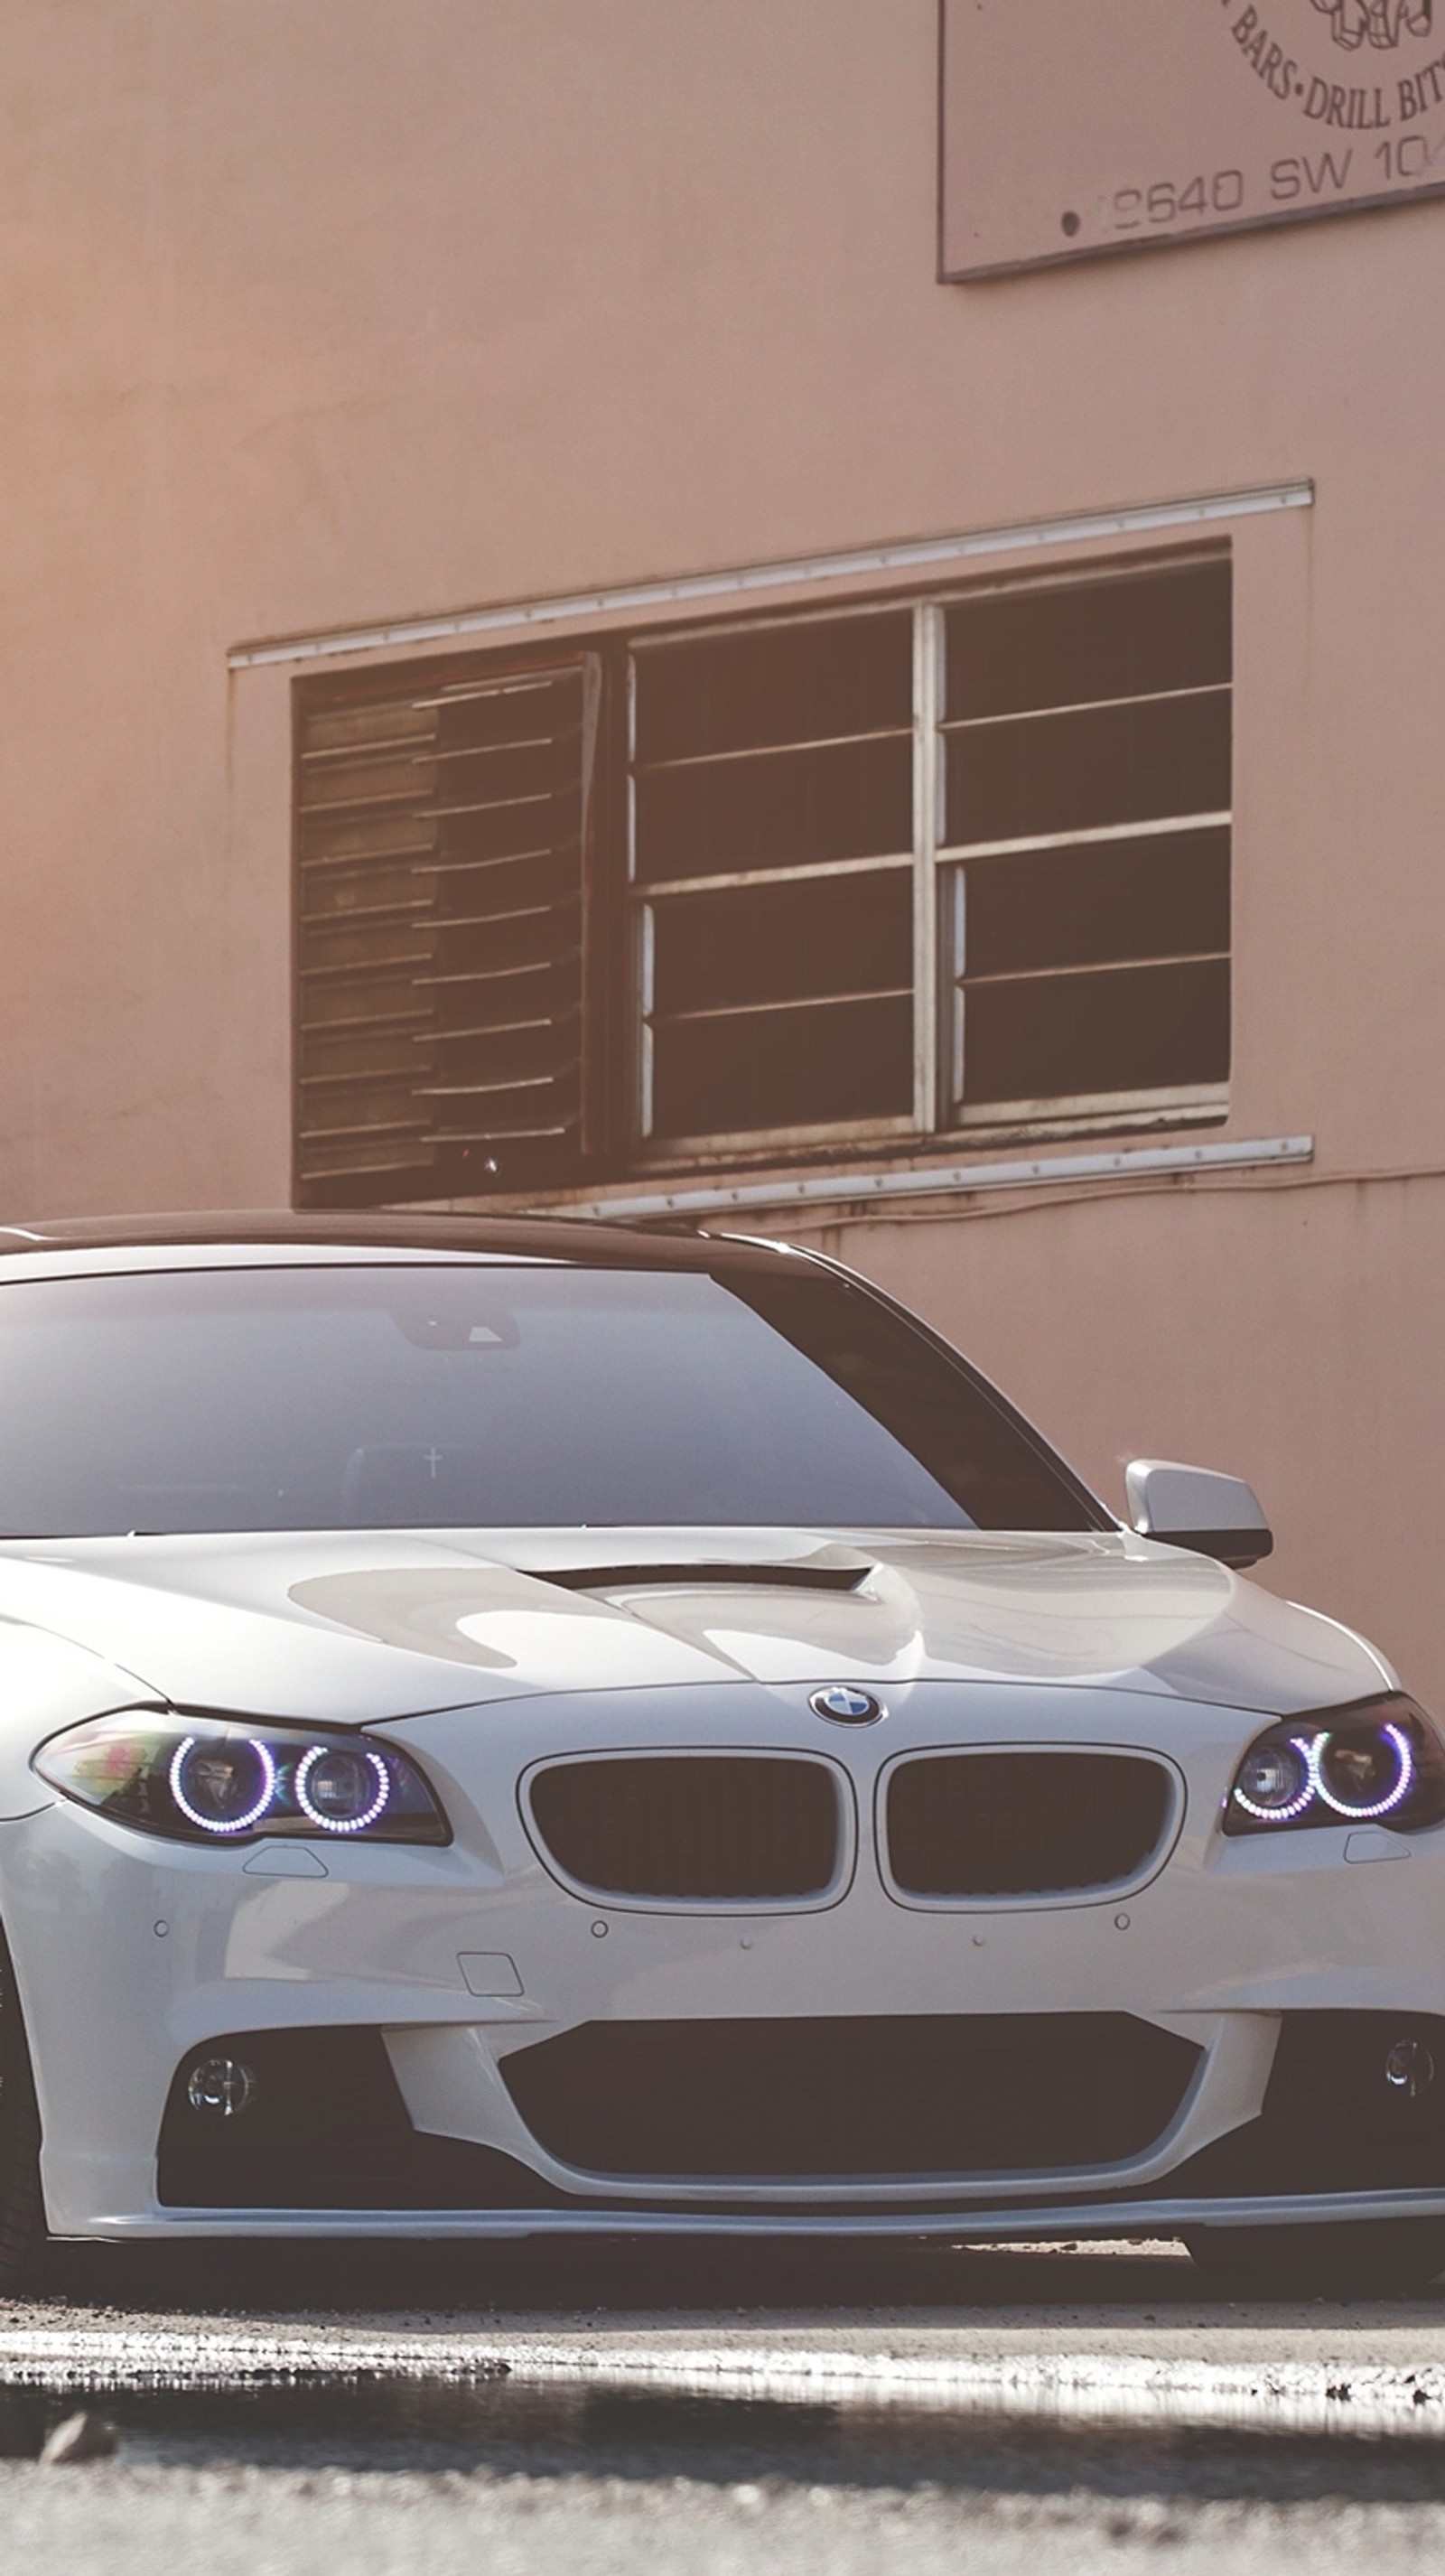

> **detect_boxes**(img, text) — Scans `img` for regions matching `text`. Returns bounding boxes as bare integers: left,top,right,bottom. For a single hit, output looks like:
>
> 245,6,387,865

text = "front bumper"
8,1677,1445,2243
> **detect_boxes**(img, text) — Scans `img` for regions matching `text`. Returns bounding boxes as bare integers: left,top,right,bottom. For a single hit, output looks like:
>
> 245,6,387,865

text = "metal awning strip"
234,481,1311,669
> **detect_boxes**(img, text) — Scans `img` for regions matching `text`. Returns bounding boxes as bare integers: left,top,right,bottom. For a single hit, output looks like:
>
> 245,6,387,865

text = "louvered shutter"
295,657,595,1203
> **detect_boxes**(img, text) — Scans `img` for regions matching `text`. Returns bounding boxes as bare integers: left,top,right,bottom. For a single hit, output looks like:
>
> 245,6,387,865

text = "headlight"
32,1715,449,1846
1224,1695,1445,1837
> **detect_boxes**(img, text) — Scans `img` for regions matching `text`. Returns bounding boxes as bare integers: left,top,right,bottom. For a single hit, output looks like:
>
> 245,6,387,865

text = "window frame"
622,548,1230,1168
292,546,1231,1209
625,592,923,1162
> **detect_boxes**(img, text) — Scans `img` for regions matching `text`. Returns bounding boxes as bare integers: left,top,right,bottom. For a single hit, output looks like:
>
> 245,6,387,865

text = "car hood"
0,1526,1394,1727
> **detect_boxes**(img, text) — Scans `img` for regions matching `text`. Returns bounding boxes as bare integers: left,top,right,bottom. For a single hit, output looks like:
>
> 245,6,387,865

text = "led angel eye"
294,1744,391,1834
1232,1736,1314,1822
1311,1722,1414,1820
34,1714,450,1847
169,1737,277,1836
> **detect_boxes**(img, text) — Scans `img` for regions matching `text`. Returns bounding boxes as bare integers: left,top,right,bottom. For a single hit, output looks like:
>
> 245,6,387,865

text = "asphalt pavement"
6,2238,1445,2571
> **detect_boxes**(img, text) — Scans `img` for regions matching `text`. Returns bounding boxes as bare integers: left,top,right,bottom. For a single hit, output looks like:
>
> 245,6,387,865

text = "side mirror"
1124,1459,1273,1571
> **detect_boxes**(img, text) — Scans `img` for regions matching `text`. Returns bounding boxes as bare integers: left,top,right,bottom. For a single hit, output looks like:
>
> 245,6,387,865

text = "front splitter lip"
71,2186,1445,2243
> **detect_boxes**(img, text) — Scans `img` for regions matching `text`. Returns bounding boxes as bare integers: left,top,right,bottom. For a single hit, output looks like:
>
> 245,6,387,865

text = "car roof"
0,1209,802,1276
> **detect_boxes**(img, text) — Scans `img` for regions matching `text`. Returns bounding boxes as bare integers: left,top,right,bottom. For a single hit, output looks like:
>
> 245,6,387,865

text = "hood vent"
536,1560,870,1595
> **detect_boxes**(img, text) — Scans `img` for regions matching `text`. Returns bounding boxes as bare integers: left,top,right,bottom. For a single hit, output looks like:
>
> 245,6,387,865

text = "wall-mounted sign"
939,0,1445,278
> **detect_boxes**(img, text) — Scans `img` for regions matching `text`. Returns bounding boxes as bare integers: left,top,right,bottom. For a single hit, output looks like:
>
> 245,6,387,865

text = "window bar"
632,723,911,774
912,601,944,1136
637,851,912,903
937,809,1232,866
636,899,657,1143
938,679,1230,733
625,649,640,889
576,652,602,1162
962,946,1230,990
626,648,651,1145
946,863,967,1119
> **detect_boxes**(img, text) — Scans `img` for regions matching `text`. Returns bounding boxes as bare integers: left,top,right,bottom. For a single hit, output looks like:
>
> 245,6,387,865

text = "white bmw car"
0,1213,1440,2296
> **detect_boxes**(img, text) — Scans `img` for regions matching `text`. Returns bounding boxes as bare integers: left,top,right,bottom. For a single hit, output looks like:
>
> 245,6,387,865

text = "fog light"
1384,2039,1435,2099
186,2057,257,2118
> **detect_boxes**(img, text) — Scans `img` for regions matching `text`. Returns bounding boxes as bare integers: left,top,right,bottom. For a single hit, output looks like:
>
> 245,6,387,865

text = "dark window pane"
635,734,912,883
732,1270,1095,1533
636,612,912,762
946,691,1230,847
962,958,1230,1106
652,994,912,1139
946,562,1231,721
962,830,1230,979
652,873,911,1017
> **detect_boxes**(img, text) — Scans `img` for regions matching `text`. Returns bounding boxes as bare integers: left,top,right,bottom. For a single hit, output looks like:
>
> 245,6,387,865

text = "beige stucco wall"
2,1,1443,1693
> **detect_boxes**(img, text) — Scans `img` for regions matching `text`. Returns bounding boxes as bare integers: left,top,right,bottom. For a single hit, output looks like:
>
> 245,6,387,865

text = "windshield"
0,1261,1095,1536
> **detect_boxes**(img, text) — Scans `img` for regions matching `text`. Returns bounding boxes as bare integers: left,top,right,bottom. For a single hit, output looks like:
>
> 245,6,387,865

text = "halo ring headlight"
1224,1698,1445,1839
33,1714,449,1847
294,1744,391,1834
1231,1736,1314,1823
1310,1721,1415,1820
168,1736,278,1836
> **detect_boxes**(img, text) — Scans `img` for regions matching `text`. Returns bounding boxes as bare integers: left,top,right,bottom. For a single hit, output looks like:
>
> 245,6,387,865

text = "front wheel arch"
0,1921,44,2291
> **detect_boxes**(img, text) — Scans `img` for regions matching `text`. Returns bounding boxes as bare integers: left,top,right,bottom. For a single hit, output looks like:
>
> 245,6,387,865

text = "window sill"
623,1087,1227,1185
442,1122,1311,1227
438,1094,1247,1226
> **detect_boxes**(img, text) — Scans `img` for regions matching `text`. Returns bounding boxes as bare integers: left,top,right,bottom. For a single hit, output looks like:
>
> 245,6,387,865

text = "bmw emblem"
809,1685,885,1726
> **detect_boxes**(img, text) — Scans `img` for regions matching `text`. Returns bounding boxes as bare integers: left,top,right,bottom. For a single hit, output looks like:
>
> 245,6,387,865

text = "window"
0,1261,1095,1534
631,611,916,1148
939,565,1230,1125
294,555,1230,1204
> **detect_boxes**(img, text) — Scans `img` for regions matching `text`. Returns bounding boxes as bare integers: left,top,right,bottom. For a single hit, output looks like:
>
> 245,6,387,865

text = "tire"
1184,2217,1445,2296
0,1923,43,2291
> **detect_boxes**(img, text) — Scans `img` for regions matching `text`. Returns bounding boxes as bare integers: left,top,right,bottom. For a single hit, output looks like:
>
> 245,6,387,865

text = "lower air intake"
525,1754,843,1902
885,1750,1175,1900
501,2012,1201,2179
